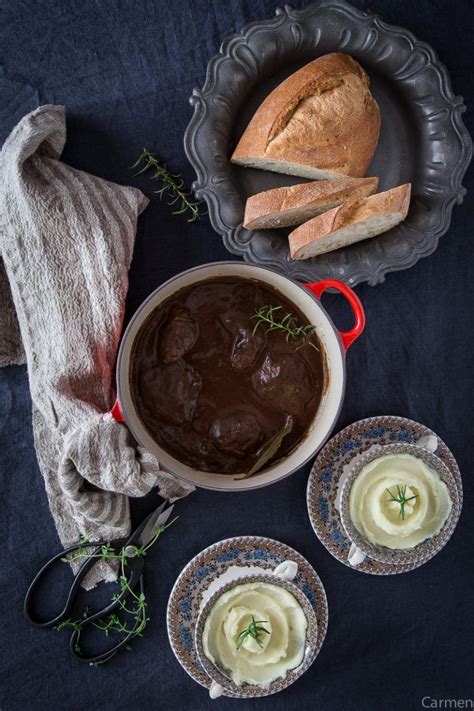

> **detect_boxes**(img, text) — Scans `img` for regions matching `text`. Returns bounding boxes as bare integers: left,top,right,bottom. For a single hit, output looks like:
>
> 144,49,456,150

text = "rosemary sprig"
54,516,177,664
235,616,270,651
386,484,418,520
132,148,202,222
251,305,318,350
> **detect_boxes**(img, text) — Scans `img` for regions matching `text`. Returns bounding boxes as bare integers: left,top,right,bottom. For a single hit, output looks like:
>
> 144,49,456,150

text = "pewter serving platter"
184,0,472,286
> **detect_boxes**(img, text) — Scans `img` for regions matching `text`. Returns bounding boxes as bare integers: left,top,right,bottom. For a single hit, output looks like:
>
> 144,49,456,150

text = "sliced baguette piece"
243,176,379,230
288,184,411,260
232,53,380,180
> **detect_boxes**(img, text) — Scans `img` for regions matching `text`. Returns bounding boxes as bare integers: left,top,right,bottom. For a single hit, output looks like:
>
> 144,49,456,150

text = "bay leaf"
234,415,294,480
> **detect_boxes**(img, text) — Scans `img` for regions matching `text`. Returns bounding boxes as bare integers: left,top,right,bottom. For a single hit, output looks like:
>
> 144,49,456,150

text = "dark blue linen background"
0,1,473,709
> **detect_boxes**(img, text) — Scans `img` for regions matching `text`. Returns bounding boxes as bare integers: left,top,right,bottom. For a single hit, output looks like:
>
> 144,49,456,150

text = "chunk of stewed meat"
251,352,313,417
209,413,262,457
141,359,202,425
159,305,199,364
231,328,266,371
219,310,248,336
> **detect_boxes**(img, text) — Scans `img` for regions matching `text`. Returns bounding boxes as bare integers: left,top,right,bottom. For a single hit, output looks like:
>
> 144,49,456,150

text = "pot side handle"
303,279,365,351
111,398,125,423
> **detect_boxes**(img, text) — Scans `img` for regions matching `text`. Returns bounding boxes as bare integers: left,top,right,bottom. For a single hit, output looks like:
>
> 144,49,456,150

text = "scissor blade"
138,502,175,546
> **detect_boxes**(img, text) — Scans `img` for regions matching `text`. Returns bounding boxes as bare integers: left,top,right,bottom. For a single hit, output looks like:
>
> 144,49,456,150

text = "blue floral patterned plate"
166,536,328,697
307,416,463,575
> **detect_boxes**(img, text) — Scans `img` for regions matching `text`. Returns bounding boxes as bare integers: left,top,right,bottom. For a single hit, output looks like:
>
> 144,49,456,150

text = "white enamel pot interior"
116,262,364,491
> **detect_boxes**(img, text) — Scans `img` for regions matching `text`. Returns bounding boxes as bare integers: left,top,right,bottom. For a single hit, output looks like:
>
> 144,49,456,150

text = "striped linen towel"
0,106,193,586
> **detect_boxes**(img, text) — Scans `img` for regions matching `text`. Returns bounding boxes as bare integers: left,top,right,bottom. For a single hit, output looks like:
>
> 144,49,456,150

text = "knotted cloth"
0,106,193,585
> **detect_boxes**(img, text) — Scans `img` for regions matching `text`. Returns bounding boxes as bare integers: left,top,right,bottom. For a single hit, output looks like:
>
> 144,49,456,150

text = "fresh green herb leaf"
132,148,202,222
61,537,93,563
251,305,318,350
235,616,270,651
53,618,82,633
386,484,418,520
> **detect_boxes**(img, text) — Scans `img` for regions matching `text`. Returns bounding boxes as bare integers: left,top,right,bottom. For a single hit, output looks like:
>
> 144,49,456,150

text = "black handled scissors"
24,500,174,664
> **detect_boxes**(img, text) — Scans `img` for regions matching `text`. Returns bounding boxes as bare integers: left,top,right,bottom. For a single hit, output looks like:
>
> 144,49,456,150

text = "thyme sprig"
132,148,202,222
54,516,177,664
386,485,418,520
251,305,318,350
60,533,94,563
235,616,270,651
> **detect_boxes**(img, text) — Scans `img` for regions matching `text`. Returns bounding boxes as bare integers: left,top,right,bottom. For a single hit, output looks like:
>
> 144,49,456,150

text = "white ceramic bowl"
113,262,365,491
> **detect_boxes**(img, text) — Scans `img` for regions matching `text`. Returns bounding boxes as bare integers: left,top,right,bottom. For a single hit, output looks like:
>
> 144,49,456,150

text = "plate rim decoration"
306,415,463,575
184,0,472,286
166,535,328,698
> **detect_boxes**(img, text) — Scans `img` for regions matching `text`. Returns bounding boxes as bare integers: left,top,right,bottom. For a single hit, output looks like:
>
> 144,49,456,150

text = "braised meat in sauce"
130,278,325,474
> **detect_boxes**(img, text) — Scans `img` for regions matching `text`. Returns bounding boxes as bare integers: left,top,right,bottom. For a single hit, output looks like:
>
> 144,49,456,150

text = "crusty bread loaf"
243,177,379,230
288,184,411,260
231,53,380,180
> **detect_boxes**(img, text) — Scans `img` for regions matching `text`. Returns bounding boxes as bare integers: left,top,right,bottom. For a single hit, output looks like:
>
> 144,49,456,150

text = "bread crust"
232,53,381,178
243,177,379,229
288,183,411,259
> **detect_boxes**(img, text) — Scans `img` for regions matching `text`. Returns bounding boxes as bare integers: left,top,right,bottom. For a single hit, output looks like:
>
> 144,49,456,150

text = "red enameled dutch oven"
111,262,365,491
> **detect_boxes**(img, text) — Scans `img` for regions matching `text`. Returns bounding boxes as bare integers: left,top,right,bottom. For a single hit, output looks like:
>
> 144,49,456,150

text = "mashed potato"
202,582,307,687
349,453,452,550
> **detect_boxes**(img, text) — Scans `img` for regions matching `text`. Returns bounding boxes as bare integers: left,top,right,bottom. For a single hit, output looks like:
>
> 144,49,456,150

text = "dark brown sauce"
130,278,325,474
